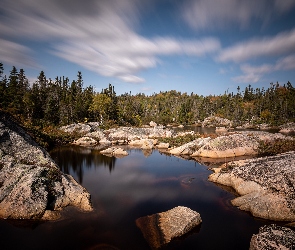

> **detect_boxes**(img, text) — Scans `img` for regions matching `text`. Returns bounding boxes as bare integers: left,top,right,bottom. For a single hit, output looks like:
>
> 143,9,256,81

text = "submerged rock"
0,112,93,220
250,224,295,250
136,206,202,249
209,151,295,221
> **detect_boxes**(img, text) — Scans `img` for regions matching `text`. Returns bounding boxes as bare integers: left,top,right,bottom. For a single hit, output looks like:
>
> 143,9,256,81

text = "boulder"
73,136,98,146
150,121,157,127
136,206,202,249
157,143,170,149
192,131,291,159
250,224,295,250
0,112,93,220
100,147,128,157
279,122,295,134
59,123,92,133
170,138,211,156
202,116,232,128
129,139,154,150
209,151,295,221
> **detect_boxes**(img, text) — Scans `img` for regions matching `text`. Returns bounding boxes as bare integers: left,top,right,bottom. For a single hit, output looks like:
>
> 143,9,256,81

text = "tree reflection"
50,145,116,184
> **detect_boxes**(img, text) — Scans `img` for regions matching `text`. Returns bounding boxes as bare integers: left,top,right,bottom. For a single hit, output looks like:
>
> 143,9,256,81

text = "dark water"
0,145,281,250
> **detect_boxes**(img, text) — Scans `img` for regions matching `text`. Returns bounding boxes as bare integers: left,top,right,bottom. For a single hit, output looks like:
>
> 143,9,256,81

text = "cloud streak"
217,29,295,62
232,54,295,83
182,0,295,30
0,0,220,83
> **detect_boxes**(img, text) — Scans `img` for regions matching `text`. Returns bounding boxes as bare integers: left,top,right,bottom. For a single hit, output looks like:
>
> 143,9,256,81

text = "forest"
1,63,295,129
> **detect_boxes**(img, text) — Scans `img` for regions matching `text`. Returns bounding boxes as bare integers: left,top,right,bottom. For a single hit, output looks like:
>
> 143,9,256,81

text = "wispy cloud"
0,0,220,83
232,54,295,83
0,39,36,68
182,0,295,30
217,29,295,62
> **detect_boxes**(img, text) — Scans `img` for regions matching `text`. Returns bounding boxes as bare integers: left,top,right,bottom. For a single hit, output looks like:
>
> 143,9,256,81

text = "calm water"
0,145,280,250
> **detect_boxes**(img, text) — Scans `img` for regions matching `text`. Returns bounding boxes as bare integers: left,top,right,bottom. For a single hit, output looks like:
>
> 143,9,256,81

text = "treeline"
1,63,295,128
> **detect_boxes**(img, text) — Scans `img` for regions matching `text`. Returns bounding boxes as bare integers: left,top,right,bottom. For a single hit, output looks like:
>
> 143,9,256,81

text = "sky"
1,0,295,96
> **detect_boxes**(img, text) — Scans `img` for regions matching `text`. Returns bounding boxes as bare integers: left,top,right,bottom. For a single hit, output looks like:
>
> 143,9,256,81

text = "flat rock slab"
209,151,295,221
136,206,202,249
250,224,295,250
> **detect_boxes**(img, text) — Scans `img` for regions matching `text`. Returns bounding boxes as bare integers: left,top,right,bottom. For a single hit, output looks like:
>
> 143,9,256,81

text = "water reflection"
50,145,117,184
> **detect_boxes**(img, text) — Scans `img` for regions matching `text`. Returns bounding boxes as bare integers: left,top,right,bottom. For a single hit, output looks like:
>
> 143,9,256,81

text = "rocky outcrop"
136,206,202,249
209,151,295,221
192,131,292,159
73,136,98,146
250,224,295,250
202,116,232,128
279,122,295,134
0,112,92,220
192,133,259,158
100,147,128,157
169,138,211,156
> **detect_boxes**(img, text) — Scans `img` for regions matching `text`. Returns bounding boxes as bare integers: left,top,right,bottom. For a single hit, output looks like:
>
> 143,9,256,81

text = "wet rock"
100,147,128,157
249,224,295,250
202,116,232,128
0,112,92,220
209,151,295,221
73,136,98,146
136,206,202,249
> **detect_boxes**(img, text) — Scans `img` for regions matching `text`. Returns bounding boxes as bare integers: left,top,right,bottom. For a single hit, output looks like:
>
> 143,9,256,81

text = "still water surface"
1,145,279,250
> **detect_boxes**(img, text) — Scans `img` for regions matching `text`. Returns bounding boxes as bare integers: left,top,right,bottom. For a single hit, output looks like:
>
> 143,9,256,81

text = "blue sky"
1,0,295,96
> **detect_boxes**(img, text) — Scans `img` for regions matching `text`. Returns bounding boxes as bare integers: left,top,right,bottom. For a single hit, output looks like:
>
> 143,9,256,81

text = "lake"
0,144,280,250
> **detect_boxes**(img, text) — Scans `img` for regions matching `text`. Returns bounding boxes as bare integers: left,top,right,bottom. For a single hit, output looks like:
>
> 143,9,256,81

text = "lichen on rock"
0,112,93,220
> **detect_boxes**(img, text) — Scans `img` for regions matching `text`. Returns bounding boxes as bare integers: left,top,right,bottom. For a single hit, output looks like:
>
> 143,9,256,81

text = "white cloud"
182,0,295,30
0,0,220,83
217,28,295,62
232,54,295,83
0,39,37,68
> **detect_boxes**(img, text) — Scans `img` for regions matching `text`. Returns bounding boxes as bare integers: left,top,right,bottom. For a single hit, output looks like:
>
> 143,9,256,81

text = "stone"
73,136,98,146
150,121,157,127
100,147,128,157
202,116,232,128
0,112,93,220
170,138,211,156
136,206,202,249
249,224,295,250
209,151,295,221
157,143,170,149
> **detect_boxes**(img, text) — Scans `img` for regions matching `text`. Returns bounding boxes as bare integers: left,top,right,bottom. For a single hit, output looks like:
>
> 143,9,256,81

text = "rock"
150,121,157,127
99,137,112,145
279,122,295,134
215,126,228,133
170,138,211,156
100,147,128,157
129,139,154,150
178,124,184,128
0,112,93,220
192,131,291,159
136,206,202,249
202,116,232,128
157,143,170,149
209,151,295,221
249,224,295,250
59,123,92,133
84,130,105,140
175,130,195,137
73,136,98,146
